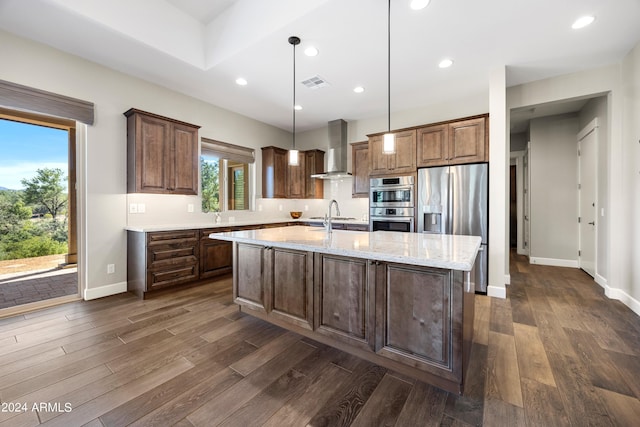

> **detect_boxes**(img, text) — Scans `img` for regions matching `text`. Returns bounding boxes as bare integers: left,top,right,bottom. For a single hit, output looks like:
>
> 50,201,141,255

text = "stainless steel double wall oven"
369,176,415,232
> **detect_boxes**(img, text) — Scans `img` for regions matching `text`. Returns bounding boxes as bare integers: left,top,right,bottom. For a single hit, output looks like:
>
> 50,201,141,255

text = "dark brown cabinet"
314,254,375,351
127,229,199,298
369,130,416,176
229,242,476,394
374,263,467,383
262,146,324,199
351,141,369,197
304,150,324,199
233,242,313,329
261,146,288,198
199,229,232,280
125,109,200,195
417,116,488,167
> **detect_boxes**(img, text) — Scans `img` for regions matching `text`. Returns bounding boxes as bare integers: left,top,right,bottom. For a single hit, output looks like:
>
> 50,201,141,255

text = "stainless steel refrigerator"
417,163,488,293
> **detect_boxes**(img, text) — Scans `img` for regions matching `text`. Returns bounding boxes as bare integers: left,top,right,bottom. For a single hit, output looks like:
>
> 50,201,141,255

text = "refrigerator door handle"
447,171,454,235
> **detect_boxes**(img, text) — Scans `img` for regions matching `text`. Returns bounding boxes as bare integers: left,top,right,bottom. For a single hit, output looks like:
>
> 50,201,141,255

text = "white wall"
579,96,609,280
621,41,640,309
1,30,291,298
529,114,579,265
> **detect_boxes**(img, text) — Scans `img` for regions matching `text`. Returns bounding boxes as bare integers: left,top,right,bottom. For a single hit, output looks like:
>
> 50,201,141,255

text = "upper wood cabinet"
304,150,324,199
417,116,487,167
351,141,369,197
261,146,288,198
369,130,416,176
125,108,200,195
262,146,324,199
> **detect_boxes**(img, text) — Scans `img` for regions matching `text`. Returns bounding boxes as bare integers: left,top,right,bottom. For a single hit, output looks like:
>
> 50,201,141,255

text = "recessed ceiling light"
410,0,430,10
235,77,248,86
304,47,319,57
353,86,365,93
438,58,454,68
294,105,302,111
572,15,595,29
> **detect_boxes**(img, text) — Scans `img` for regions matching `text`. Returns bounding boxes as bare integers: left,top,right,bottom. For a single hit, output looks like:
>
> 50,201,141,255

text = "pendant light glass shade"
383,133,395,154
288,36,301,166
288,149,299,166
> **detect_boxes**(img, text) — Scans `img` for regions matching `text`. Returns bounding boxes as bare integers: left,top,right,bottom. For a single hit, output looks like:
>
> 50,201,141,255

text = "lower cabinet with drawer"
128,229,200,298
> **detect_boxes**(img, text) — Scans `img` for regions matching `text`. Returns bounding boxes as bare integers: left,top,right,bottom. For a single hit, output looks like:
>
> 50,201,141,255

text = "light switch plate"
129,203,138,214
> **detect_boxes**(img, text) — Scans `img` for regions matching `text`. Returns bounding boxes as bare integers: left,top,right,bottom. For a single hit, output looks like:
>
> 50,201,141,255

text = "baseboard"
84,281,127,300
487,285,506,299
594,274,607,289
529,257,579,268
603,286,640,317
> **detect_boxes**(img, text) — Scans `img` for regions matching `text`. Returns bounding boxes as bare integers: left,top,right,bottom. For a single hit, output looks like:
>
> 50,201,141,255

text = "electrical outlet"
304,205,309,211
278,204,283,211
187,204,194,213
138,203,146,213
107,264,115,274
129,203,138,214
258,204,263,212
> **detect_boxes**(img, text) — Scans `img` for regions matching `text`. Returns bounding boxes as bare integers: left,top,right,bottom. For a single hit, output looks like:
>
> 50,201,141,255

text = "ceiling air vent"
301,75,330,90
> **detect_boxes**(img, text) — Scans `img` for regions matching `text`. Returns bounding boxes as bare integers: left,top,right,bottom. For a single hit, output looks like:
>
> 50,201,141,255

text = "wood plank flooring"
0,252,638,426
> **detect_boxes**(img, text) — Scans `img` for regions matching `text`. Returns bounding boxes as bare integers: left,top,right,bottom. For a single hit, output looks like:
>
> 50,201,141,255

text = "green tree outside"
0,167,69,260
201,157,220,213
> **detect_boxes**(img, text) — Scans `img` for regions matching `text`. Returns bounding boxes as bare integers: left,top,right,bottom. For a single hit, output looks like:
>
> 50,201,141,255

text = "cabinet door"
305,150,324,199
199,238,232,279
270,247,313,330
234,243,269,313
170,123,198,195
314,254,375,351
375,263,461,381
351,141,369,197
261,146,288,198
448,117,486,164
390,130,417,173
417,124,449,167
135,114,169,193
287,151,305,199
368,135,389,175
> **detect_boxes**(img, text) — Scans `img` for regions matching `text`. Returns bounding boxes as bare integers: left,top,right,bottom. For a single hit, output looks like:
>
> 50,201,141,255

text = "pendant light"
382,0,395,154
288,36,301,166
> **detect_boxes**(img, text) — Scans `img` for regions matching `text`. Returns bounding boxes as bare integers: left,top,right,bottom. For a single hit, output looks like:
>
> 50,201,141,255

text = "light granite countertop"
125,217,369,233
212,225,481,271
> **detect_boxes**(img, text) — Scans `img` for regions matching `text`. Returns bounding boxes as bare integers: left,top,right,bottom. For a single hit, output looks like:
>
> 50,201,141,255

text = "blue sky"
0,118,68,190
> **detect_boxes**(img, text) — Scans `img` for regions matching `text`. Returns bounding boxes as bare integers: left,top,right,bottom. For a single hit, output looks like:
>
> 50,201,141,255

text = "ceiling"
1,0,639,132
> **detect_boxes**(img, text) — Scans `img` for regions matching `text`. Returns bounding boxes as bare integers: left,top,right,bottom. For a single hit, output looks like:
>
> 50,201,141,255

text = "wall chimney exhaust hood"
310,119,352,179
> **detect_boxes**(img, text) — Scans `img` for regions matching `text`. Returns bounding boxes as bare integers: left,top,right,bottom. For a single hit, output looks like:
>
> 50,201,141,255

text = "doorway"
0,109,79,313
509,165,517,248
578,119,598,277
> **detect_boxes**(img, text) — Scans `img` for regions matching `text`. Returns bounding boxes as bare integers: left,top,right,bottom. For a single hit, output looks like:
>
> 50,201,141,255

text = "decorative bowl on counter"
290,211,303,219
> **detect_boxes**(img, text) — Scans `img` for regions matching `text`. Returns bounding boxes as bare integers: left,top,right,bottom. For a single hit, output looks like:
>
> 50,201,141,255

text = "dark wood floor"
0,252,638,426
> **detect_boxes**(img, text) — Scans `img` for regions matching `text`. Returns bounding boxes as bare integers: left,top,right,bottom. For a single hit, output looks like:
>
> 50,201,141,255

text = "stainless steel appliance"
417,164,488,293
369,176,415,232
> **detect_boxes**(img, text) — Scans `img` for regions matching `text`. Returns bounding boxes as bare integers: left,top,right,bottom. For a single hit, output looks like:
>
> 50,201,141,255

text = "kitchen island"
211,225,481,394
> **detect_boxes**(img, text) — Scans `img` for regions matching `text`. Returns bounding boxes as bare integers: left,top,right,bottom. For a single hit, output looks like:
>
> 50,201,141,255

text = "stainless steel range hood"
310,119,352,179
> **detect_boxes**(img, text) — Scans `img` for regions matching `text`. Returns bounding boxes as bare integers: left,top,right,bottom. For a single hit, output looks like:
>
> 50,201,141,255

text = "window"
201,138,254,213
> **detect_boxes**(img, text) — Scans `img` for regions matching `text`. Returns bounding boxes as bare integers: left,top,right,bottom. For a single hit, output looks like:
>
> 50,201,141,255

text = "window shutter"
201,137,255,164
0,79,94,125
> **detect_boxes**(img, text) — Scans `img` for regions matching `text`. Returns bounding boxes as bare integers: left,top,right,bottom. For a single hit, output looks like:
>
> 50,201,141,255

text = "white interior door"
578,123,597,277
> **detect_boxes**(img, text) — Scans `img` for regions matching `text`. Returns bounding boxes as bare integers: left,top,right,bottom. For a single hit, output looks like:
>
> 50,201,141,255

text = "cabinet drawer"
148,230,198,246
147,262,199,290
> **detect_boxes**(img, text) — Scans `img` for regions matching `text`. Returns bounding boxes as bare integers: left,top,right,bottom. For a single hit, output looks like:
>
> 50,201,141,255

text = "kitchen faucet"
324,199,341,233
